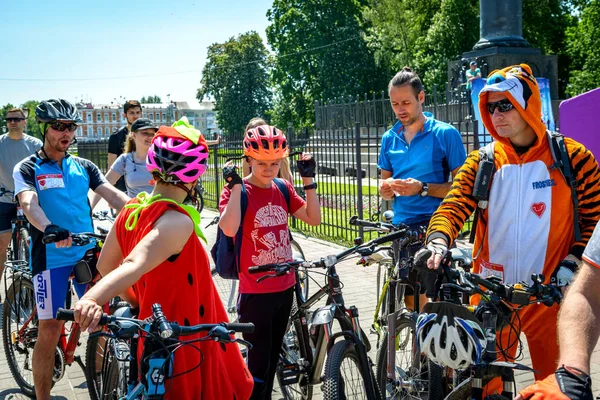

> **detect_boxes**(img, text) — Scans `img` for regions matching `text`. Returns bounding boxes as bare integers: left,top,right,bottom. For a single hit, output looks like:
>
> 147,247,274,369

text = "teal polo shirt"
378,113,466,226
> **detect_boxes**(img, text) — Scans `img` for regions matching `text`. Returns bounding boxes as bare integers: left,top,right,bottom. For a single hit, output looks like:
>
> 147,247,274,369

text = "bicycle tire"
291,239,309,303
211,268,239,323
322,340,372,400
102,339,129,399
16,227,30,263
2,276,39,397
277,301,313,400
375,313,436,399
85,334,108,400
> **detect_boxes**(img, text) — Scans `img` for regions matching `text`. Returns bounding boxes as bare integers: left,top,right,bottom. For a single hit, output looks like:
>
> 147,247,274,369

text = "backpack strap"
547,131,581,242
273,178,294,241
234,183,248,273
273,178,291,212
469,142,496,243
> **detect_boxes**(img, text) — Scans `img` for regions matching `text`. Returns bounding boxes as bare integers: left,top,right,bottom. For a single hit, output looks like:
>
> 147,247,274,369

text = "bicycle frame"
281,263,379,399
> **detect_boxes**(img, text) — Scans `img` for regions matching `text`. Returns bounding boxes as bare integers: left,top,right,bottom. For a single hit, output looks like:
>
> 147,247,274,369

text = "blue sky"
0,0,273,108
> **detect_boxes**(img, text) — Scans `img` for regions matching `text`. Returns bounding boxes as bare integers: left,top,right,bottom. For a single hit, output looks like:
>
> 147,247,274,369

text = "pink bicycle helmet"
146,122,209,184
243,125,289,160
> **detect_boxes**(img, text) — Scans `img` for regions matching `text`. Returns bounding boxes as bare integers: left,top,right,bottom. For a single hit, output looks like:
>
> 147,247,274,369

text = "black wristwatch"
303,182,318,191
419,182,429,197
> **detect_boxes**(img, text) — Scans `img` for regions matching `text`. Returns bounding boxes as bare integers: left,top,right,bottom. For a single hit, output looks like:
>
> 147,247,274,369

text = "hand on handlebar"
43,224,72,248
74,298,104,333
415,240,448,271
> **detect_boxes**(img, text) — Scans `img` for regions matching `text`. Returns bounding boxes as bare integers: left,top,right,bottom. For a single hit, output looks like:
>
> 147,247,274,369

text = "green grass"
295,179,379,196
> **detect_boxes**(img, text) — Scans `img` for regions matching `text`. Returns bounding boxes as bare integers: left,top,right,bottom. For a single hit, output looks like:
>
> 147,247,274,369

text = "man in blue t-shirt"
13,99,129,400
378,67,466,303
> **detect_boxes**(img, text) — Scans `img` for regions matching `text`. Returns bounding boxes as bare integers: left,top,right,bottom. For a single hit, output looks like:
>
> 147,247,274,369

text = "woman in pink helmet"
73,118,253,399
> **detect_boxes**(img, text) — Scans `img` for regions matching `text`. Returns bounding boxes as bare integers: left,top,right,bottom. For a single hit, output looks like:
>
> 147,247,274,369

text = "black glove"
43,224,71,244
222,165,243,189
550,259,578,287
296,157,316,178
519,365,593,400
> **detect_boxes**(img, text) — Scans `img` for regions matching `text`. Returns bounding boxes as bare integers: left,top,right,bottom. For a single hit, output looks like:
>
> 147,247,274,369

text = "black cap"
131,118,157,132
470,61,477,66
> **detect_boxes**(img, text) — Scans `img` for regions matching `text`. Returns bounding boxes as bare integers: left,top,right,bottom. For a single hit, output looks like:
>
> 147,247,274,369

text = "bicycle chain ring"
52,346,66,382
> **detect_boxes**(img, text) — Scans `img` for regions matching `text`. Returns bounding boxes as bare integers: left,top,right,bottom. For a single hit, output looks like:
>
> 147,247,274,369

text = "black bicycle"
413,250,563,400
0,188,30,269
57,303,254,399
250,228,419,400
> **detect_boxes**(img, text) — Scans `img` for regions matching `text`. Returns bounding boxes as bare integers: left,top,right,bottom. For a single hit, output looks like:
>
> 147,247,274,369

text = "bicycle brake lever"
234,338,253,349
257,273,277,283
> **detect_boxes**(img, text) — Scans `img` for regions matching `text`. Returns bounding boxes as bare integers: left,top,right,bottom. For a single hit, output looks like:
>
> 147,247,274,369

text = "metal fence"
77,85,483,245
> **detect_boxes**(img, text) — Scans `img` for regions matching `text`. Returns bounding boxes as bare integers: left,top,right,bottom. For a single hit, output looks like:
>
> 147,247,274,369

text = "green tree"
266,0,389,128
197,31,272,134
0,103,16,134
141,95,162,104
21,100,42,140
565,0,600,96
412,0,479,89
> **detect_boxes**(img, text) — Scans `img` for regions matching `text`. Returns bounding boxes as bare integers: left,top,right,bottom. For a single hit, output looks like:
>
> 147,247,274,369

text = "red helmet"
243,125,289,160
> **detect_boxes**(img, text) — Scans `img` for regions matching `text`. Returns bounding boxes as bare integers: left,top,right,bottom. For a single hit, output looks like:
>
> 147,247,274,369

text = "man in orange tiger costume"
419,64,600,395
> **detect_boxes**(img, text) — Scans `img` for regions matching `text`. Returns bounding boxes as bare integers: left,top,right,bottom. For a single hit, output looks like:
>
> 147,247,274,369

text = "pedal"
278,363,301,385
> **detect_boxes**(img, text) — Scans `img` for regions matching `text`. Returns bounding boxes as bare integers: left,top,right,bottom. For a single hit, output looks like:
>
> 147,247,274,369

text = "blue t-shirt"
13,153,107,275
378,113,466,225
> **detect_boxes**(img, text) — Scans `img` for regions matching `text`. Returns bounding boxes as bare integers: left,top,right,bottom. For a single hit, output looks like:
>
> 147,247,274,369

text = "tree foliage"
565,0,600,96
197,31,271,134
140,95,162,104
266,0,389,128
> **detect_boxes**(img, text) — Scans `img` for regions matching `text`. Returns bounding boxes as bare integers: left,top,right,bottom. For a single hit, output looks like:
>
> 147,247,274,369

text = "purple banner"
559,88,600,159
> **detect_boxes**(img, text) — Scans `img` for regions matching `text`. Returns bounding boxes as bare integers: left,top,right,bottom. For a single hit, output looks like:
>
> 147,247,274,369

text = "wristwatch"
303,182,318,191
419,182,429,197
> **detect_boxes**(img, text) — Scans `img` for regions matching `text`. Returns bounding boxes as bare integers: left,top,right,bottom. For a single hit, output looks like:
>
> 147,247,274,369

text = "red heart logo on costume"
531,202,546,218
39,179,46,186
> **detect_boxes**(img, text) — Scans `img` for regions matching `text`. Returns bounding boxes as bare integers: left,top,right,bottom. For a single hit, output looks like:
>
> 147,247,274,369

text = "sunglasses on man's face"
50,122,78,132
5,118,25,123
487,99,515,115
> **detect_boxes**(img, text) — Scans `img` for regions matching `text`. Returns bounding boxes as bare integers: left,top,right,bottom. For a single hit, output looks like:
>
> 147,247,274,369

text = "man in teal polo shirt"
378,67,466,300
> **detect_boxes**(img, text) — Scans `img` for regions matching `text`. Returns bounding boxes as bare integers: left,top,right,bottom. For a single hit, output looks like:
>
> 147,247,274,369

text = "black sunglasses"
5,118,25,122
50,122,78,132
487,99,515,115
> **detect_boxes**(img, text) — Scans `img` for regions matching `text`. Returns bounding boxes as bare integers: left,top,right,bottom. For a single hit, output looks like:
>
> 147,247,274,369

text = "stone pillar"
473,0,531,50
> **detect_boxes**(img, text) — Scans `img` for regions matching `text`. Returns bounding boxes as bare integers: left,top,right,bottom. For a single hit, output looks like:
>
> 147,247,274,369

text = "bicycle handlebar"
413,249,563,307
55,308,255,336
42,232,107,245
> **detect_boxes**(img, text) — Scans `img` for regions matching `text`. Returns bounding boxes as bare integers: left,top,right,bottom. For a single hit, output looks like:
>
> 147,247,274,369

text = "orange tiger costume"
426,64,600,394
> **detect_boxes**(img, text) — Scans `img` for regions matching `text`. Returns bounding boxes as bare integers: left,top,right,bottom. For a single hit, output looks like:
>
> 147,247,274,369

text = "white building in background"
75,101,218,141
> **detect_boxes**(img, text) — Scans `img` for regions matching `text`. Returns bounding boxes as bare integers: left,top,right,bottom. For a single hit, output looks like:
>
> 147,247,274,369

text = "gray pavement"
1,207,600,399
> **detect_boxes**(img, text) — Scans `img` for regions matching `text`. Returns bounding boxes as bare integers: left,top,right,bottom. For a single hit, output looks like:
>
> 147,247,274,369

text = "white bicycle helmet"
416,302,486,370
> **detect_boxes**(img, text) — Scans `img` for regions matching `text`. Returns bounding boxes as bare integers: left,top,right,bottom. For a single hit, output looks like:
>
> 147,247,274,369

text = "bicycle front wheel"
211,268,239,323
322,340,373,400
375,313,434,399
291,239,309,303
2,277,38,397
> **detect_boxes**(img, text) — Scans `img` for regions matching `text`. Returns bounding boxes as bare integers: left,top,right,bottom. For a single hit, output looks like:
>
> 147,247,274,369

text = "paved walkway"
1,207,600,399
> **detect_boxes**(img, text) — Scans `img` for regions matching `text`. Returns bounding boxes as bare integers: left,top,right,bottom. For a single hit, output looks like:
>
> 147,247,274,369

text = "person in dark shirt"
107,100,142,192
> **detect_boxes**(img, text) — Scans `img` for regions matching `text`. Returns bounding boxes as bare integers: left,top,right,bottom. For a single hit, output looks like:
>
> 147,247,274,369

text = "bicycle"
1,231,109,397
57,303,254,399
250,228,411,400
0,188,30,269
206,215,310,324
413,249,563,400
349,215,434,400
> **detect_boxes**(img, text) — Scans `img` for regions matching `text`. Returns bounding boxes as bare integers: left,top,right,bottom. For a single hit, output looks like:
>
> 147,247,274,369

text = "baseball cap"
131,118,157,132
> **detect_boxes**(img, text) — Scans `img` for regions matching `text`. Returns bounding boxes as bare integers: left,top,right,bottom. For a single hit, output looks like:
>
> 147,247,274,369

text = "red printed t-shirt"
219,179,305,294
115,199,253,400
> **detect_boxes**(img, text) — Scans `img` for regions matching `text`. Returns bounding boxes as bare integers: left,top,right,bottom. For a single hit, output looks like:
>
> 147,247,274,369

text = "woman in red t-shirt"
73,118,253,400
219,124,321,399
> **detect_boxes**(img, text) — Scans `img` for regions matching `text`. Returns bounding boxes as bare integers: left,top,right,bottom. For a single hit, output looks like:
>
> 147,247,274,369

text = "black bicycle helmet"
35,99,82,124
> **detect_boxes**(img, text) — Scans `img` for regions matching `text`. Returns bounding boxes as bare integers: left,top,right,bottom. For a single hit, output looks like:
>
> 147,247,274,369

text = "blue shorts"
33,266,88,320
0,202,17,233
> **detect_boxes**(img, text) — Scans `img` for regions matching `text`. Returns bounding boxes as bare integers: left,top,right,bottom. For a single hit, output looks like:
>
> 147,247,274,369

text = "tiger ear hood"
478,64,546,144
